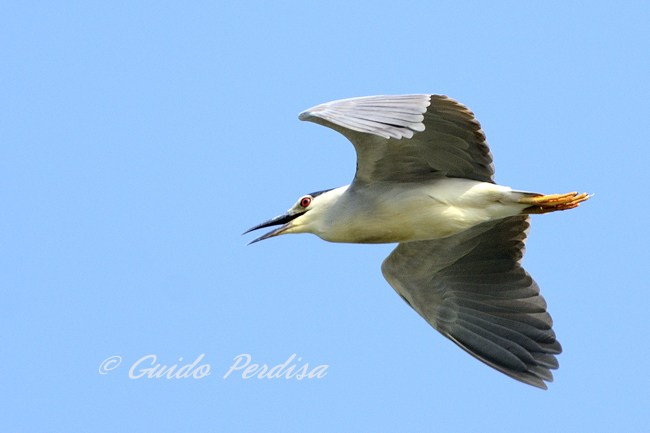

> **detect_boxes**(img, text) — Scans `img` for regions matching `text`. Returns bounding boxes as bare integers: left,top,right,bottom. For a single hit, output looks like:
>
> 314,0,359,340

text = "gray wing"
299,94,494,184
381,216,561,389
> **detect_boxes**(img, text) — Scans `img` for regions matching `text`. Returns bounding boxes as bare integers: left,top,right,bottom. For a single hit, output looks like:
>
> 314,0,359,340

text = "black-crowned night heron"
244,94,589,389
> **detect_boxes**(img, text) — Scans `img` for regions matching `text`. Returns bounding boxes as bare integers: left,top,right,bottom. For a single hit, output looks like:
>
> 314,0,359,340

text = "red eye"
300,197,311,208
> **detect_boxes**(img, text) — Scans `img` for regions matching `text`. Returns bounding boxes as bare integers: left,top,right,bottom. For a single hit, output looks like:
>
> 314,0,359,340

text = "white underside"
288,179,532,244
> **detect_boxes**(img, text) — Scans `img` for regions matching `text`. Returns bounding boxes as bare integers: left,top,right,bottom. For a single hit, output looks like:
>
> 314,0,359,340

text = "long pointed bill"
243,210,303,245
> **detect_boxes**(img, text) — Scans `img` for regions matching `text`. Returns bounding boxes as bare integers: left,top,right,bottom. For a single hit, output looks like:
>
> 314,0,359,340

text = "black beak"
243,210,303,245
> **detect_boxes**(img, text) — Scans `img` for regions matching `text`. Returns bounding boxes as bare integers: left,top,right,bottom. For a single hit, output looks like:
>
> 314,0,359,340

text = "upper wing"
299,94,495,184
381,216,561,389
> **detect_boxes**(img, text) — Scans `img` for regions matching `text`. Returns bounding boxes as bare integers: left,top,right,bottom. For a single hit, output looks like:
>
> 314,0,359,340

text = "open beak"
243,210,303,245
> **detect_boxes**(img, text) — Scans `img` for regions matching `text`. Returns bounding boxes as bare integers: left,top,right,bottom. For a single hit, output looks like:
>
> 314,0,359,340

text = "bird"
244,94,590,389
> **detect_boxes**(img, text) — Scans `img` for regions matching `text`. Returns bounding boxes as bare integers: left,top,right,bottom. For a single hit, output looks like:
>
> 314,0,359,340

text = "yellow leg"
520,192,591,214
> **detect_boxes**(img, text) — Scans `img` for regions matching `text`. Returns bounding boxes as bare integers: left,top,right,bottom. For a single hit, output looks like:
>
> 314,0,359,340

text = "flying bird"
244,94,589,389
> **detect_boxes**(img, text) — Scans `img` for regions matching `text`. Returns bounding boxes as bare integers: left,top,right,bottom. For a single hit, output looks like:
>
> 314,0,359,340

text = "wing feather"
299,94,495,183
381,216,561,389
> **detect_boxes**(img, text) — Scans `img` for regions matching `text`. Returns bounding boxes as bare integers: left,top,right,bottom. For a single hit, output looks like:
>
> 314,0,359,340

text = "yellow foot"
520,191,591,214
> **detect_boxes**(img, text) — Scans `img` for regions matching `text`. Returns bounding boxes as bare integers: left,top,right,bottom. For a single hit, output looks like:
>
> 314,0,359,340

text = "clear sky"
2,1,649,431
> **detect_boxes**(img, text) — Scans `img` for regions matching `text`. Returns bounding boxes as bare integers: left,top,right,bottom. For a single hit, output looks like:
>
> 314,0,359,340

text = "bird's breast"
314,179,522,244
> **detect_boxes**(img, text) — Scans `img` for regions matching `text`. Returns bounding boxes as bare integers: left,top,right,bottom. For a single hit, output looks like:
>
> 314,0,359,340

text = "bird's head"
243,188,342,245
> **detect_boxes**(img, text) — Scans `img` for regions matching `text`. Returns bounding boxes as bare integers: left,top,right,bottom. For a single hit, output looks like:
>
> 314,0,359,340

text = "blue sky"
1,1,649,431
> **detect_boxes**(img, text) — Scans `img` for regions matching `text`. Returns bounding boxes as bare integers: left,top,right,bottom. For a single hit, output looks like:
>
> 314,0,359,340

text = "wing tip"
298,94,433,139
